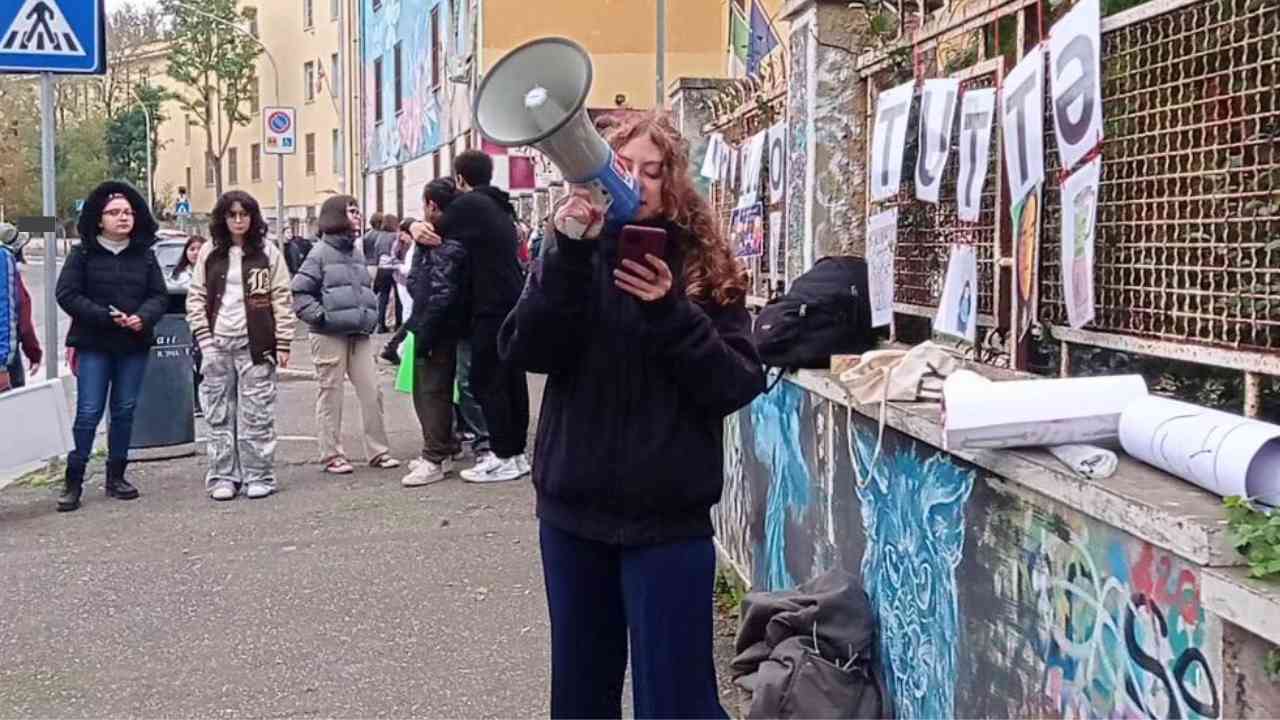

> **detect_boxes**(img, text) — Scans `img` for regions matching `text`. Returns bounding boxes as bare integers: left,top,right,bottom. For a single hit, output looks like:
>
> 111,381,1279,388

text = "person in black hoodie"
499,113,765,718
442,150,530,484
54,180,168,512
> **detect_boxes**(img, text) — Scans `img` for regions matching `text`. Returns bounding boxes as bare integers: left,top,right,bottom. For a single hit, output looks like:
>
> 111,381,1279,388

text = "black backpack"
753,257,878,370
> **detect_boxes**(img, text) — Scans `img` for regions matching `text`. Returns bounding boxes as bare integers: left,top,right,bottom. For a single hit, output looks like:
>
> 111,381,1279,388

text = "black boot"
57,460,85,512
104,460,140,500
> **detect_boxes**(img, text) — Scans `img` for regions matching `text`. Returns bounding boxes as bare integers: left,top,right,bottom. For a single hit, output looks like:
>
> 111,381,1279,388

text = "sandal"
324,458,355,475
370,455,401,469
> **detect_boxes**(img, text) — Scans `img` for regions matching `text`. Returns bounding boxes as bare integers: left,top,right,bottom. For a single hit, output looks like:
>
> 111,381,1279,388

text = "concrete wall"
720,379,1230,719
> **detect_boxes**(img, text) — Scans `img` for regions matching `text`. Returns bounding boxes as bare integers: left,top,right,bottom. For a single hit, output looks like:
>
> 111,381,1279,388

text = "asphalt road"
0,345,742,717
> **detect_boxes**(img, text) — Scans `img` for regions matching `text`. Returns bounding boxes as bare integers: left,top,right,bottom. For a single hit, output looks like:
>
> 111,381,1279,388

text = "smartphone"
617,225,668,270
108,305,124,317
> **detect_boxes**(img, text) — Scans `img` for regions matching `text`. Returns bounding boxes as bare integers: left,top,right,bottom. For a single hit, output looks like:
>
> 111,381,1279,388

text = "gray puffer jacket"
290,233,379,336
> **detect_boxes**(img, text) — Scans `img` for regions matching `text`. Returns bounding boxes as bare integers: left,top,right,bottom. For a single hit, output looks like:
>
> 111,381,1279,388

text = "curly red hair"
606,112,747,307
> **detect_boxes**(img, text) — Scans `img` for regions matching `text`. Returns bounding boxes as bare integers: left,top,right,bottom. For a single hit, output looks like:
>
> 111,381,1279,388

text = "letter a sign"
0,0,106,75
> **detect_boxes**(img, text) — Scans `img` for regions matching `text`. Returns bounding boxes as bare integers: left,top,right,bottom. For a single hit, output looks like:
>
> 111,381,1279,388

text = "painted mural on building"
784,16,810,282
719,382,1223,719
362,0,471,173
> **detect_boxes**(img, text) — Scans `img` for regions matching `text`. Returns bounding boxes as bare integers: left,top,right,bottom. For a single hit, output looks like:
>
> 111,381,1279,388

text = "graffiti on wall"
719,383,1223,719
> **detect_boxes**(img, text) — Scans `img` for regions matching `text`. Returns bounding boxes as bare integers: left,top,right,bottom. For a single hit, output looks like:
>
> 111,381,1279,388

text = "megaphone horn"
472,37,641,234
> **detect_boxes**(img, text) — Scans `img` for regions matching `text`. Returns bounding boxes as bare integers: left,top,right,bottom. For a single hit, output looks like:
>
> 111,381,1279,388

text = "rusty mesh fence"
1039,0,1280,356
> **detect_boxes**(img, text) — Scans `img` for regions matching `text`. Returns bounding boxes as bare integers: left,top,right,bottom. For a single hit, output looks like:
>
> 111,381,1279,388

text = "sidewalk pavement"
0,334,741,718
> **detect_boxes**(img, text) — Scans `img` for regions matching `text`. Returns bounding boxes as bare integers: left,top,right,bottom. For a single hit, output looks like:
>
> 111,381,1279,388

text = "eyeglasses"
227,211,251,220
103,208,135,218
347,207,362,215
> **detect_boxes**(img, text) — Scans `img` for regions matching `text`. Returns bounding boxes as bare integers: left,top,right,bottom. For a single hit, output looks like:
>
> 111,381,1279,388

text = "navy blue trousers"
539,521,728,720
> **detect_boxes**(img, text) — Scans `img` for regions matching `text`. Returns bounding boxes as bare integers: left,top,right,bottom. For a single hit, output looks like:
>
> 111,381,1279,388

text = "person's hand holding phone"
614,255,673,302
554,187,605,240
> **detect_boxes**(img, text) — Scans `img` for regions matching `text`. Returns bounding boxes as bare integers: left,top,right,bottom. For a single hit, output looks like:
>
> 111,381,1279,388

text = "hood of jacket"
473,185,515,217
76,180,158,252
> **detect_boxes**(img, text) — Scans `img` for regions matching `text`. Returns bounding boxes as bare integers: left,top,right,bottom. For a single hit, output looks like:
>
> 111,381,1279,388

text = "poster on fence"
870,81,914,201
957,89,996,222
767,122,787,204
1012,184,1042,341
700,133,725,180
731,203,766,259
1049,0,1104,172
768,210,783,274
737,131,768,208
915,79,960,204
934,243,978,343
1060,156,1100,328
1001,50,1046,207
866,208,898,328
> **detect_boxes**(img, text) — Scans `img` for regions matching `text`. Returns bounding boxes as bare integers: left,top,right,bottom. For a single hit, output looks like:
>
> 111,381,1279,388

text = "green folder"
395,332,415,394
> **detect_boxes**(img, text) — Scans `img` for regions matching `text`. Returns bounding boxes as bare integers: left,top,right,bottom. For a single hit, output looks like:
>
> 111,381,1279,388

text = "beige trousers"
310,333,391,464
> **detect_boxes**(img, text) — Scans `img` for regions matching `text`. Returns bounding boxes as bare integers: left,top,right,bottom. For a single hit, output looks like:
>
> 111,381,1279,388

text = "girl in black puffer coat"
54,180,168,512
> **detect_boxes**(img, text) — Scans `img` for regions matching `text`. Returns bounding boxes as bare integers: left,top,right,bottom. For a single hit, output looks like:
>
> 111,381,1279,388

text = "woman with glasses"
291,195,400,475
187,191,296,501
54,181,168,512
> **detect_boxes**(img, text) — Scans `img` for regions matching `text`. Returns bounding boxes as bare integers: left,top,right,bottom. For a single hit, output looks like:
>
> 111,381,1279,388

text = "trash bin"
127,310,197,461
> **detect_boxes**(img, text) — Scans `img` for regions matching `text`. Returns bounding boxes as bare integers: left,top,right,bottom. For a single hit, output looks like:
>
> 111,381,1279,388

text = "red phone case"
617,225,668,269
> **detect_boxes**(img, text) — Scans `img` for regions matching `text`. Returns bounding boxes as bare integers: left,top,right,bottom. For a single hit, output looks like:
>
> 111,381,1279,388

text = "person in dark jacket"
372,213,401,333
290,195,400,475
0,223,41,391
499,112,765,718
398,178,475,488
444,150,530,484
54,180,169,512
284,227,314,276
360,211,383,283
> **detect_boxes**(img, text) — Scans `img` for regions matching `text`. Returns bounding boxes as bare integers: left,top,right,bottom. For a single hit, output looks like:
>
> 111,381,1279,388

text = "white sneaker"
402,458,447,487
209,480,237,501
516,455,532,477
245,481,275,499
460,452,499,480
461,456,523,484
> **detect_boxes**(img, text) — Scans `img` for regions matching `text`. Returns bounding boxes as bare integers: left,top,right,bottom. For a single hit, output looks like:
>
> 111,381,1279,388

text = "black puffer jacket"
437,186,524,322
56,181,168,355
405,236,471,355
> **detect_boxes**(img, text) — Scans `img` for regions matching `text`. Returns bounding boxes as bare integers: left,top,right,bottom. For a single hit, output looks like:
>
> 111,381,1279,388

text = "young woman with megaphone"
499,111,766,718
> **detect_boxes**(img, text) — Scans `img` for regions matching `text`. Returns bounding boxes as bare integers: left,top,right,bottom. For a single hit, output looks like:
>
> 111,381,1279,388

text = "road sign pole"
277,155,285,243
40,72,57,381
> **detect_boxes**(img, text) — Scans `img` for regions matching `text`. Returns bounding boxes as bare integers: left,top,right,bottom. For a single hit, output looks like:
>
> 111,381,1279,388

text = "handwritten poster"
1012,185,1042,341
731,203,766,259
767,122,787,204
1120,396,1280,506
866,209,898,328
1001,50,1046,207
737,131,768,208
957,89,996,222
1061,156,1100,328
870,81,915,201
915,79,960,204
934,243,978,343
1049,0,1104,172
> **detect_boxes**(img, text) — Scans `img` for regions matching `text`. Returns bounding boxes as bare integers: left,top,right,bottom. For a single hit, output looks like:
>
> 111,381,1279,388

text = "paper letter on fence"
1049,0,1104,172
700,133,724,180
934,243,978,343
957,89,996,222
1119,395,1280,505
767,122,787,204
866,209,898,328
1060,156,1100,328
1001,50,1046,207
870,81,914,201
737,131,768,208
915,79,960,204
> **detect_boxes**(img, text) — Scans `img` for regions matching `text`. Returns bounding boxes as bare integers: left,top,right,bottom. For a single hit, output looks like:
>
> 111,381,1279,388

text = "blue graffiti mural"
750,382,812,591
849,422,975,719
362,0,447,172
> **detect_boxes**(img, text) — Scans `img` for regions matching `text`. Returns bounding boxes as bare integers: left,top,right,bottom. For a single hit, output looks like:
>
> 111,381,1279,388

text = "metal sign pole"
40,72,57,381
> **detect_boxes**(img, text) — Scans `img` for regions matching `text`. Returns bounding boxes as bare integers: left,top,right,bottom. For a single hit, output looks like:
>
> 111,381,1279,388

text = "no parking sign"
263,106,296,155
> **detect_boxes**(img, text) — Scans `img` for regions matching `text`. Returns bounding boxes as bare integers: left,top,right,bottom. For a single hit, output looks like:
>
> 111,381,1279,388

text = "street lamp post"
168,1,287,241
131,86,153,212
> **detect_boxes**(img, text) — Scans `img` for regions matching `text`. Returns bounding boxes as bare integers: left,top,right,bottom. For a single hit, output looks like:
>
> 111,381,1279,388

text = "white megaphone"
473,37,641,235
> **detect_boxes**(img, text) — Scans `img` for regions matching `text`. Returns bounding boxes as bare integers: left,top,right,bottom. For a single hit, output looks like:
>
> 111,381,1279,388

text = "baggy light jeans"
201,336,278,489
310,333,391,464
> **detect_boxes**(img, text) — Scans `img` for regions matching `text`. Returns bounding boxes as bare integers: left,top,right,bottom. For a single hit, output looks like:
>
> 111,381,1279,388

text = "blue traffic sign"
0,0,106,75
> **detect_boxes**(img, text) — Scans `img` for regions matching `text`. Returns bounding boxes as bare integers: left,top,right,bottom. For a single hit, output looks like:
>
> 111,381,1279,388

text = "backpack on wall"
753,257,879,370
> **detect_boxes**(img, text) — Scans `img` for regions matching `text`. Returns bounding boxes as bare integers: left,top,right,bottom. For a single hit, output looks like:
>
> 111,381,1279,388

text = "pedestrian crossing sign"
0,0,105,75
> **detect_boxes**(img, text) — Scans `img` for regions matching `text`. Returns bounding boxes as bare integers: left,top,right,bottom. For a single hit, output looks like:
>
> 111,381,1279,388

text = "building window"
330,0,339,20
395,166,404,217
372,0,382,10
248,75,260,114
303,0,314,29
185,167,192,193
393,42,403,114
184,114,191,145
375,172,385,213
228,147,239,185
432,151,440,180
330,52,340,97
245,7,259,37
430,7,440,89
305,133,316,175
373,58,383,123
205,154,215,187
304,61,316,103
332,129,340,174
251,143,262,181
